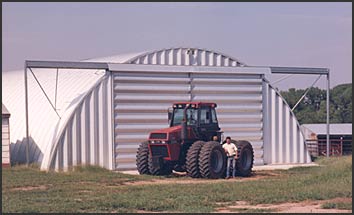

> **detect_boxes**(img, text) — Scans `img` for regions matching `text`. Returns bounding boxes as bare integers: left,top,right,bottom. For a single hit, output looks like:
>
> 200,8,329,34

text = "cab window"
211,108,218,123
200,108,211,124
172,108,198,126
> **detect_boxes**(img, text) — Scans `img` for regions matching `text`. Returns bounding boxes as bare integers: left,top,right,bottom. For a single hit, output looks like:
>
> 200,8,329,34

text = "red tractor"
136,102,254,179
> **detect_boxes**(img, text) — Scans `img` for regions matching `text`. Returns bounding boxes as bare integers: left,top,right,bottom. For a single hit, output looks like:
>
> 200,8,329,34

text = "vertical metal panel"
296,128,301,163
58,134,64,171
271,88,277,163
65,121,73,170
48,75,114,171
72,113,79,166
103,76,114,169
277,95,283,163
289,116,294,162
262,79,271,164
285,108,291,163
263,83,311,164
109,72,115,170
54,150,59,172
98,84,104,167
97,82,103,167
84,96,91,164
94,87,100,165
81,101,88,164
77,106,83,165
299,128,305,163
89,92,95,164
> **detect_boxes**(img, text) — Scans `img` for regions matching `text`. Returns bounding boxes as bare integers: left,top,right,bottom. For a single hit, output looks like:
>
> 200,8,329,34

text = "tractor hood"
152,125,182,134
148,125,182,141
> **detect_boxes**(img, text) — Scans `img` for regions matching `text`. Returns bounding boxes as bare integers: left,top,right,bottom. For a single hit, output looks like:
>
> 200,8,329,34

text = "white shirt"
222,143,237,156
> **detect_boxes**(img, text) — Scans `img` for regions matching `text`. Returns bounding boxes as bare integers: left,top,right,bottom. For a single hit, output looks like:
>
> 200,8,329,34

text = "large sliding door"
113,71,264,170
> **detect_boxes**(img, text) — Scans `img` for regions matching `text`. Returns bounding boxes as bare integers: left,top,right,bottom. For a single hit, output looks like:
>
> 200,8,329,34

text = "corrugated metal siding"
113,71,264,170
191,73,264,165
113,72,190,170
262,81,311,164
47,75,113,171
128,48,247,67
2,118,10,165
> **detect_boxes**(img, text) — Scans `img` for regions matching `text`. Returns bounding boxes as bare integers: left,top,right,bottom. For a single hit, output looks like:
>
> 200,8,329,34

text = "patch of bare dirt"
11,185,48,191
123,171,279,186
135,210,178,213
214,197,352,213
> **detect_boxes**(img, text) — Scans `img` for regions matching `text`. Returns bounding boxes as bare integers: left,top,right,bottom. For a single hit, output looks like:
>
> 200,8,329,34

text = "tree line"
280,83,352,124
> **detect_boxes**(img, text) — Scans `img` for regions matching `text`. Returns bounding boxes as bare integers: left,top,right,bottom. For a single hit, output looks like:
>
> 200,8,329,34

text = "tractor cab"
168,102,222,142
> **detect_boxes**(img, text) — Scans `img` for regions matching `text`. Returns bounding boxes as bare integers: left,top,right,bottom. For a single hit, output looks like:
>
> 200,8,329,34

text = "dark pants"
226,156,236,177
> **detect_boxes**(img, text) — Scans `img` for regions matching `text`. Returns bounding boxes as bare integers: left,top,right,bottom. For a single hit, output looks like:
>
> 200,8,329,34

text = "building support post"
24,62,30,166
109,69,115,170
326,71,330,158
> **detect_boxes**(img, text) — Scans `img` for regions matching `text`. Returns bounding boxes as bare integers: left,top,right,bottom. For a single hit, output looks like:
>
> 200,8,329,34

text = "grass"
321,202,352,210
2,155,352,213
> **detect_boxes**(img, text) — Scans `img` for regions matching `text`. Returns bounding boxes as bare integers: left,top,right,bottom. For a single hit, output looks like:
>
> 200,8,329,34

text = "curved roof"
82,51,147,64
127,47,247,66
82,47,247,66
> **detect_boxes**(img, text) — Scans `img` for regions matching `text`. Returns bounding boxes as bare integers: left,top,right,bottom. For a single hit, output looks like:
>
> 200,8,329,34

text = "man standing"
222,136,238,179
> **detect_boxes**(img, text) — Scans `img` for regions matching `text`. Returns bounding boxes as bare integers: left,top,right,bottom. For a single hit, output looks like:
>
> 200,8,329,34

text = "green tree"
330,83,352,123
280,83,352,124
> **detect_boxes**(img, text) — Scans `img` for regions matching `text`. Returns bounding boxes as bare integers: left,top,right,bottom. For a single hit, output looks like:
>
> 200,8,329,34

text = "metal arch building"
2,47,318,171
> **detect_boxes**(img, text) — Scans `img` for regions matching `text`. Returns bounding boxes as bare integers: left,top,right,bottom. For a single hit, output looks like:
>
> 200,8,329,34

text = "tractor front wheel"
136,141,151,175
148,156,173,176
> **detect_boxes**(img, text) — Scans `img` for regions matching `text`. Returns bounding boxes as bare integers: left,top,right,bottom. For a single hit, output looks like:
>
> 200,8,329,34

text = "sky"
2,2,352,90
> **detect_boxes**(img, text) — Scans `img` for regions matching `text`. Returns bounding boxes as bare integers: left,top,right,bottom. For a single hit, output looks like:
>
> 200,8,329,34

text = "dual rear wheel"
186,141,226,179
186,139,254,179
